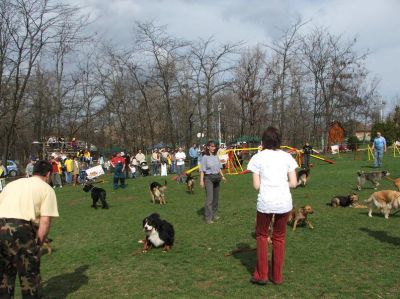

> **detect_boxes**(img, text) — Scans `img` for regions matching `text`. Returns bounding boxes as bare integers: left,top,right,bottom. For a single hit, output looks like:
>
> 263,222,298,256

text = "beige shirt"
0,176,59,222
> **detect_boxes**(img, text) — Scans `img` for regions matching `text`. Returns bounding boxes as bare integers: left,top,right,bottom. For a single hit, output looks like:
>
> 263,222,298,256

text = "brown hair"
262,127,281,150
204,141,217,156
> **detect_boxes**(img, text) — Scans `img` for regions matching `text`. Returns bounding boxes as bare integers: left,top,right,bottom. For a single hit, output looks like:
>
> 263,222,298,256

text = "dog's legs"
162,244,171,252
368,208,373,217
383,206,390,219
150,192,155,204
101,197,109,209
142,240,152,252
306,220,314,229
92,198,97,209
292,220,298,231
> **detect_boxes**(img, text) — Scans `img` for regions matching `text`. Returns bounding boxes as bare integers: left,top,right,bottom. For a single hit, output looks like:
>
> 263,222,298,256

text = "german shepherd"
186,174,194,194
150,180,168,204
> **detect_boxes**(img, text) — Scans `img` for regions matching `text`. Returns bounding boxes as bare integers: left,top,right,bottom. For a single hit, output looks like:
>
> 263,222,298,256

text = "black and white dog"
83,183,109,209
139,213,175,252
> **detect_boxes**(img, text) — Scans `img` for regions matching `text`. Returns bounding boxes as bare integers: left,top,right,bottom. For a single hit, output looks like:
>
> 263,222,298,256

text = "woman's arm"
252,172,260,190
287,170,297,188
219,169,226,182
200,171,205,188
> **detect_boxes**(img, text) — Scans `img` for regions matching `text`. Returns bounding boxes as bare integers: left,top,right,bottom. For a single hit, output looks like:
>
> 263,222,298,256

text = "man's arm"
36,216,52,243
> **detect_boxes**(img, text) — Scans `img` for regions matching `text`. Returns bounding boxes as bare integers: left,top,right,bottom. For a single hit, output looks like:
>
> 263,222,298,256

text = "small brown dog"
364,190,400,219
150,181,167,205
186,174,194,194
288,205,314,231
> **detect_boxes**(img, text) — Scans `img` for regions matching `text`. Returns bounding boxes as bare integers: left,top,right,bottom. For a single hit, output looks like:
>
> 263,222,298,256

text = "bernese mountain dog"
139,213,175,252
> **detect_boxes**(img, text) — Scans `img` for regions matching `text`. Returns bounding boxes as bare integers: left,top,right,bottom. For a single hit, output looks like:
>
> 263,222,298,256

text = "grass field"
18,151,400,298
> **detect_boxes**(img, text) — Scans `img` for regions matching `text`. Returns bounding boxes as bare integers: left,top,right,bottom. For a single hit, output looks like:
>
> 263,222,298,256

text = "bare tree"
0,0,83,162
265,18,308,134
189,37,242,139
233,46,267,136
135,22,189,146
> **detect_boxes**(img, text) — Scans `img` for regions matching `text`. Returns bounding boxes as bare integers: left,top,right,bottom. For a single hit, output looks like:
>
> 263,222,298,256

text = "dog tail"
364,195,374,203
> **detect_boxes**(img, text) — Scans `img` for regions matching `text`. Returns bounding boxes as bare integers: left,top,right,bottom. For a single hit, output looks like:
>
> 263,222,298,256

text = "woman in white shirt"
247,127,298,285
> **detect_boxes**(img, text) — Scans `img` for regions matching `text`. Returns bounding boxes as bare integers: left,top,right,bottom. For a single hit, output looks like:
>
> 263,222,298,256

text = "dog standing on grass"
83,183,109,209
356,170,390,190
364,190,400,219
296,168,310,187
288,205,314,231
150,180,168,204
186,173,194,194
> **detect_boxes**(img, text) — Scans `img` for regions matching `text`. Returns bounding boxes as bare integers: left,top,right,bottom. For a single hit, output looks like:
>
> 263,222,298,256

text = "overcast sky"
68,0,400,109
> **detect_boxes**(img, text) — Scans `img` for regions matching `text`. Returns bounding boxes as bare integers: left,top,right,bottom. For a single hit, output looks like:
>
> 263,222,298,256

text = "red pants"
253,211,290,284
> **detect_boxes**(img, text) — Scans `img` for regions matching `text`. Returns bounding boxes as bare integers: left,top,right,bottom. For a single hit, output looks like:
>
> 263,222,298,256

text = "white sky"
68,0,400,108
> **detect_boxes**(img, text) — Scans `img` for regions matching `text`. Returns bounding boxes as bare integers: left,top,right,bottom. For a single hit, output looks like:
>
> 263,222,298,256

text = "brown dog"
364,190,400,219
186,174,194,194
288,205,314,231
150,181,167,205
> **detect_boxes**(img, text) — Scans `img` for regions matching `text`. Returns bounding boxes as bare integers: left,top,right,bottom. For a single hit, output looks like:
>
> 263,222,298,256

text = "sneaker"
213,216,220,220
205,220,214,224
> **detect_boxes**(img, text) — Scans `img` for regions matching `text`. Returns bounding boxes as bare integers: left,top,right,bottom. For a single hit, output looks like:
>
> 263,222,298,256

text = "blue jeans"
65,172,73,184
374,148,384,167
152,162,159,176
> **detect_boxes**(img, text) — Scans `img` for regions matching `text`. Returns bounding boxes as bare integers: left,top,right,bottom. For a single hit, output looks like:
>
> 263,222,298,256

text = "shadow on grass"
359,228,400,246
360,165,378,169
197,207,205,218
229,242,256,275
43,265,89,298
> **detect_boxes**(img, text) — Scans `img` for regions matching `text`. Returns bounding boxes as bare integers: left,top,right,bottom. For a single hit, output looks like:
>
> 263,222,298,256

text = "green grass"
19,152,400,298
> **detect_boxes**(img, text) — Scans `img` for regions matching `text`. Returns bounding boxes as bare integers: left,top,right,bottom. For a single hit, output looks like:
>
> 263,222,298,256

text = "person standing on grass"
0,160,59,299
371,131,387,168
175,147,186,183
199,141,227,224
111,152,126,189
247,127,298,285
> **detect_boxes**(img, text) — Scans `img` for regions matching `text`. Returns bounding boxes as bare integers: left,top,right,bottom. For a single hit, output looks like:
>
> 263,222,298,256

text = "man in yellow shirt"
0,160,59,298
64,155,74,184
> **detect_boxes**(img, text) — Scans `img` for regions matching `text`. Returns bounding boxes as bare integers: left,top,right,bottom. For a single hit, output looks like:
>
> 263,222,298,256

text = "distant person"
25,158,36,177
302,142,318,169
189,143,199,168
247,127,298,286
0,160,59,298
371,131,387,168
0,161,6,178
111,152,126,189
175,147,186,183
135,150,146,164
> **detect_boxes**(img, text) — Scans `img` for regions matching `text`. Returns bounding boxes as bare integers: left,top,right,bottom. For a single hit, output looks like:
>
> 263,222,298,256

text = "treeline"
1,0,382,162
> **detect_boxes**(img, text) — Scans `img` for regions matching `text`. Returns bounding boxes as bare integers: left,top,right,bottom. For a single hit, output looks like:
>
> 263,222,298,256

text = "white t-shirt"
247,149,298,214
175,151,186,166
